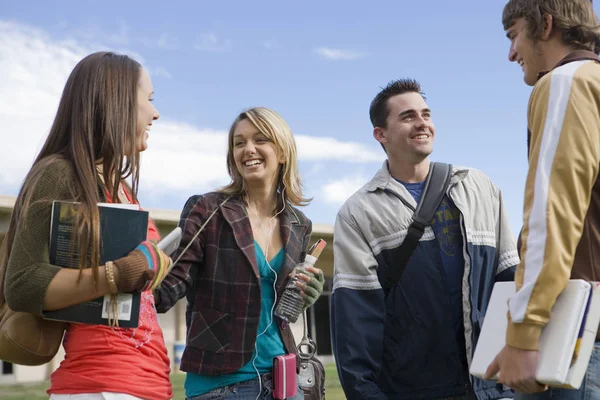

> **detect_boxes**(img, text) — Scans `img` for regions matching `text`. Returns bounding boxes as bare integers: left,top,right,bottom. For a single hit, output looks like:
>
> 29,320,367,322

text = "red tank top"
48,185,172,400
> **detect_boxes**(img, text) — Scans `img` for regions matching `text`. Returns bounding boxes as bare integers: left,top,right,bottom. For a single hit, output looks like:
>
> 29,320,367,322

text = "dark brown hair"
369,79,425,129
0,51,142,289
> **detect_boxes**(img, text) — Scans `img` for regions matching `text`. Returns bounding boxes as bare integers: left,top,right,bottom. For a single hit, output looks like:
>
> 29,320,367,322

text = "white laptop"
470,280,600,389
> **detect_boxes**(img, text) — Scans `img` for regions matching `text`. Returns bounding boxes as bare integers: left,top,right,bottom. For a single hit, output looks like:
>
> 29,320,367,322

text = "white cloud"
194,32,232,52
0,21,227,192
0,21,88,185
0,20,382,203
314,47,365,61
150,66,173,79
157,33,180,50
295,136,381,162
139,123,230,195
322,175,368,205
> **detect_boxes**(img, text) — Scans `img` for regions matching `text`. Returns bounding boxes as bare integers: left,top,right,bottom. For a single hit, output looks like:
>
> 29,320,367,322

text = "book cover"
43,201,148,328
470,279,597,389
560,282,600,389
572,284,593,364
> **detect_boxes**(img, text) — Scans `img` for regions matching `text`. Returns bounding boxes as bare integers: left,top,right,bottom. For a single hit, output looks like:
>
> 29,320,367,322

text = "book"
558,282,600,389
572,288,593,365
42,201,149,328
470,280,600,389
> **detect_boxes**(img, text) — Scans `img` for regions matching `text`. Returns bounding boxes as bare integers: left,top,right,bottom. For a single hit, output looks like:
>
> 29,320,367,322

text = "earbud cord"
246,186,286,400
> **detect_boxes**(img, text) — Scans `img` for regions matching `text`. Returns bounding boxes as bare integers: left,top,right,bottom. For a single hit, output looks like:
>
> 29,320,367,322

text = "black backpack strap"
384,162,453,288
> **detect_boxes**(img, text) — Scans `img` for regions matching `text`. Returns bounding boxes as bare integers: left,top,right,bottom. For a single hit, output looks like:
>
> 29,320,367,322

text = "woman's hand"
295,266,325,308
113,241,173,292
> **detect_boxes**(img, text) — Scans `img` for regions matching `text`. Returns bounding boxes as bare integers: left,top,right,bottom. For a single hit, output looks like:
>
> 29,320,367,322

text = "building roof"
0,195,14,212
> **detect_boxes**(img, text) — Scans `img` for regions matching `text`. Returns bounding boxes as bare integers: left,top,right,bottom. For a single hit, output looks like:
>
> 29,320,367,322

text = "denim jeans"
515,342,600,400
186,374,304,400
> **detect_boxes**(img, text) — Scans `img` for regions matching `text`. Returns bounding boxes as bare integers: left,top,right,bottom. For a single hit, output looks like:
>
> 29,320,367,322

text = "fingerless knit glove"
300,268,325,309
113,241,172,292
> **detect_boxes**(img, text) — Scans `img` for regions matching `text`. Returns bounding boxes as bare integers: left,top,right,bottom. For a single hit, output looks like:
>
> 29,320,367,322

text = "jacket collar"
537,50,599,81
366,160,469,198
220,195,307,287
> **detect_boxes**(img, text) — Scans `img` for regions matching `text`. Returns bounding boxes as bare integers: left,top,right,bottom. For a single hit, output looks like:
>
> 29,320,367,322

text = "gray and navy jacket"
331,162,518,400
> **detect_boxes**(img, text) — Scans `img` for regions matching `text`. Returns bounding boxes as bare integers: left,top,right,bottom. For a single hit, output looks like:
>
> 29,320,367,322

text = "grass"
323,362,346,400
0,362,346,400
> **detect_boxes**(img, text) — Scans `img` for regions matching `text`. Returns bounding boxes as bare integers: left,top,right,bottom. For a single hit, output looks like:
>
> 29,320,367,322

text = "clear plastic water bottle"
275,255,318,324
275,239,326,323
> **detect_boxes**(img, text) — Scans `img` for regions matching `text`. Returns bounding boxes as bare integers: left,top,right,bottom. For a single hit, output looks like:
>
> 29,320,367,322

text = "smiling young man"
331,79,518,400
483,1,600,399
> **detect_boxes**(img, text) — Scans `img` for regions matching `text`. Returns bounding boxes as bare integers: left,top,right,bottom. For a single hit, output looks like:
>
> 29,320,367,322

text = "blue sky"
2,0,599,234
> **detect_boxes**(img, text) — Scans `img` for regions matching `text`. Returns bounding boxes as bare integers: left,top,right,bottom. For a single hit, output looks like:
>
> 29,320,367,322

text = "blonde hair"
220,107,310,207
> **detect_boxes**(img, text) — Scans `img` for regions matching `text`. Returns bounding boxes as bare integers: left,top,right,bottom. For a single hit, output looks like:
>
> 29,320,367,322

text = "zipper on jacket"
383,188,416,212
434,221,470,393
389,181,473,393
448,183,474,389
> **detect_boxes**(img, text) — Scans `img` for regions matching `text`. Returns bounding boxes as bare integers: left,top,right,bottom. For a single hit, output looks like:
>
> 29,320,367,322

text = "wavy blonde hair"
220,107,310,208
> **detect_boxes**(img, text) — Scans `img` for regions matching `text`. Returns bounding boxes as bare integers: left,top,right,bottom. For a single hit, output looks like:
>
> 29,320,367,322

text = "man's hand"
484,345,547,393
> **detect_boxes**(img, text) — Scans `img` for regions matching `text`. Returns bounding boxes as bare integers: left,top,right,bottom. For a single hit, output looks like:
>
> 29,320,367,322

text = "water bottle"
275,256,318,323
275,239,326,323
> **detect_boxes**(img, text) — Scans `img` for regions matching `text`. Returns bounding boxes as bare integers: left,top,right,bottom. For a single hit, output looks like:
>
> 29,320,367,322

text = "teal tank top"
184,242,287,397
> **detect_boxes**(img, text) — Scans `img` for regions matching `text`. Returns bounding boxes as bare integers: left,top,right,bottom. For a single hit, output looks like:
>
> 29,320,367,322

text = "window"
0,361,15,385
2,361,13,375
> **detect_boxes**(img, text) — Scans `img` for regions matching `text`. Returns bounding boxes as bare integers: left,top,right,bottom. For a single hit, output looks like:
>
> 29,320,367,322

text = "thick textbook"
470,280,600,389
42,201,148,327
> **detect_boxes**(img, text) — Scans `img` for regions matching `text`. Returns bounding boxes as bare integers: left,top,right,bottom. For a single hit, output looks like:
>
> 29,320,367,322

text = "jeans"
186,374,304,400
515,342,600,400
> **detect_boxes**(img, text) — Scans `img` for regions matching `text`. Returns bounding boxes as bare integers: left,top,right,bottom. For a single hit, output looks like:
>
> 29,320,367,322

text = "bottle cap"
308,239,327,259
304,254,317,265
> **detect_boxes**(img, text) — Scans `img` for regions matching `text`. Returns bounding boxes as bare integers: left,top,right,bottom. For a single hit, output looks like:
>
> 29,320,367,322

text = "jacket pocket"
384,284,416,331
187,308,233,353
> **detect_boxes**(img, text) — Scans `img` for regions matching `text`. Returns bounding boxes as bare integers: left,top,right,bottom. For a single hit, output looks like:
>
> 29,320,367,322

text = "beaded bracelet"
105,261,120,328
105,261,119,295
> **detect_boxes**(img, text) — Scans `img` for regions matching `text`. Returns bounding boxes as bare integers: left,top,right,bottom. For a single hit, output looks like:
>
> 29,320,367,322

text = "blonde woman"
155,107,324,399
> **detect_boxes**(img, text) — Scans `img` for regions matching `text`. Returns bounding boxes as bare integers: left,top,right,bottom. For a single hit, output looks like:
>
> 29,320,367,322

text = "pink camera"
273,353,297,399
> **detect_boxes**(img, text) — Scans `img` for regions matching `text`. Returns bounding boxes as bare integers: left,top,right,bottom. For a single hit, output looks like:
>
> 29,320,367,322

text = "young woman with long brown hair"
2,51,173,400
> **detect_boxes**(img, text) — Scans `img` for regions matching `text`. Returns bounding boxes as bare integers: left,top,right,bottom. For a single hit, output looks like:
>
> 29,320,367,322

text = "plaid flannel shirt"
155,191,312,376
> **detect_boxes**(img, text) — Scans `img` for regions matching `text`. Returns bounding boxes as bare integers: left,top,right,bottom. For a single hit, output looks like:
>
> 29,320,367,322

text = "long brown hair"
220,107,310,208
0,51,142,290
